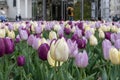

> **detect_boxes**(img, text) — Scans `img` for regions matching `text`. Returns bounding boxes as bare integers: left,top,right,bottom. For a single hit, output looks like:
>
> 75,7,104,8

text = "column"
17,0,20,16
61,0,63,20
81,0,84,20
25,0,28,18
43,0,46,20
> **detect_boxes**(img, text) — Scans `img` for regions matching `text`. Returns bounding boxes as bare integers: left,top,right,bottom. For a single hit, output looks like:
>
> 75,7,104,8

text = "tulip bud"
111,26,118,32
47,51,63,66
54,24,61,31
89,35,98,46
105,32,111,40
75,50,88,68
41,38,47,44
38,43,50,60
114,39,120,49
13,23,19,31
77,22,83,30
67,39,78,58
85,30,92,39
117,28,120,33
49,31,57,40
76,38,86,49
99,30,105,39
109,47,119,64
0,38,5,57
50,38,69,62
64,27,71,35
7,30,15,39
0,28,6,38
4,38,15,54
19,29,28,40
17,55,25,66
71,26,76,33
32,37,41,50
35,26,42,34
110,33,117,43
102,39,112,60
27,35,34,46
15,35,21,43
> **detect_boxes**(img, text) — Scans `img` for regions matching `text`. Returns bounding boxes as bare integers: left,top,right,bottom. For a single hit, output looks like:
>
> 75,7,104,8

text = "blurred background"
0,0,120,21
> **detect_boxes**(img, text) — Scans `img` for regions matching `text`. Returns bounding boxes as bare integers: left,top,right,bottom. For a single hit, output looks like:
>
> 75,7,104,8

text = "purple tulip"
95,22,100,28
105,32,111,40
27,35,34,46
32,37,40,50
71,34,79,41
102,39,112,60
64,28,71,35
0,38,5,57
85,30,92,39
76,38,86,49
58,29,64,38
15,35,21,43
38,43,50,60
35,26,42,34
17,55,25,66
21,28,30,36
19,29,28,40
110,33,117,43
8,24,14,31
74,28,82,38
4,38,15,54
67,39,78,58
77,22,83,30
116,33,120,40
114,39,120,49
75,50,88,68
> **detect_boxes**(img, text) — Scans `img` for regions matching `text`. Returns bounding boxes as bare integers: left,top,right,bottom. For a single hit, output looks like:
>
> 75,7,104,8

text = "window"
13,0,16,7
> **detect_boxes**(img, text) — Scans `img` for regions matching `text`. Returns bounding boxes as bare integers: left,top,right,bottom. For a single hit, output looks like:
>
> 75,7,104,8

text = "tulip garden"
0,21,120,80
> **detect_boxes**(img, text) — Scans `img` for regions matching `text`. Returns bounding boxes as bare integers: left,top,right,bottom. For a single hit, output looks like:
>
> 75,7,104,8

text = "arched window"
13,0,16,7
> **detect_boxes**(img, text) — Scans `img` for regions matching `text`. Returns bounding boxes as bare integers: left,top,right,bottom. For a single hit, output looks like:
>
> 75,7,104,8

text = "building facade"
101,0,110,21
0,0,32,19
32,0,77,20
110,0,120,17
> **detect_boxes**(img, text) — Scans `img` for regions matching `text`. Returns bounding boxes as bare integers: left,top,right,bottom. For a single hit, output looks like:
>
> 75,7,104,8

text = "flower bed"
0,21,120,80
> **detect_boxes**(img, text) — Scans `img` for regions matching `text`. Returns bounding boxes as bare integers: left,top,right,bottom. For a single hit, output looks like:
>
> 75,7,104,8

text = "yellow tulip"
31,21,38,33
89,35,98,46
13,23,20,31
109,48,119,64
99,30,105,39
106,26,110,32
71,26,76,33
54,24,61,31
41,38,47,44
21,23,26,28
90,28,95,34
50,40,56,60
47,51,63,67
117,28,120,33
65,24,71,28
49,31,57,40
0,28,6,38
50,38,69,62
111,26,118,32
85,26,90,31
7,30,15,39
100,25,107,32
4,26,9,33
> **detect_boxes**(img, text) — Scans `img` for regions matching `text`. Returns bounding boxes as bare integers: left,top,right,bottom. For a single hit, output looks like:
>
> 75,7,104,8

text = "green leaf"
101,68,107,80
83,73,96,80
